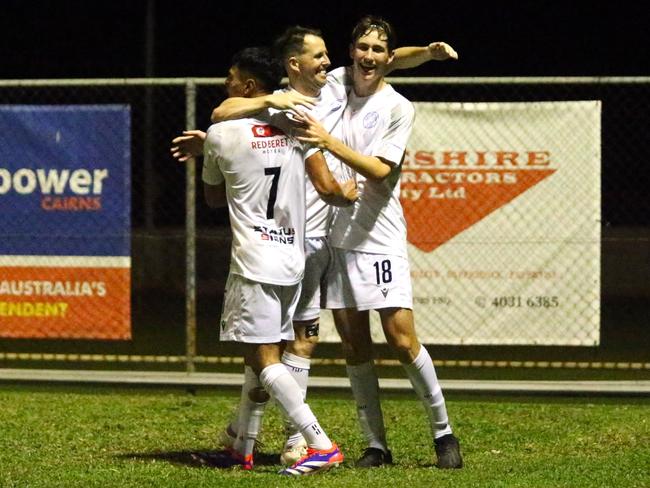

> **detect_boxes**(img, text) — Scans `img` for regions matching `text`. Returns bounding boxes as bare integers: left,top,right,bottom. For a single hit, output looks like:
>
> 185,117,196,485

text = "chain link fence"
0,77,648,377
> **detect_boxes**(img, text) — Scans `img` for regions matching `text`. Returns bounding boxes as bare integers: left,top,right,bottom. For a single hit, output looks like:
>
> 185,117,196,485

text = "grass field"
1,383,648,487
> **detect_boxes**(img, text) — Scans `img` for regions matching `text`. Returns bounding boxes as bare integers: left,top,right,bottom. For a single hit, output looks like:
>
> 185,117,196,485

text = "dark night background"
2,0,649,79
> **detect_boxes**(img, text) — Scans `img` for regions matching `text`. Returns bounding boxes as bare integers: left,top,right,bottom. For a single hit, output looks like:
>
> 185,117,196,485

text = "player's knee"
388,334,419,363
287,337,317,357
290,320,320,357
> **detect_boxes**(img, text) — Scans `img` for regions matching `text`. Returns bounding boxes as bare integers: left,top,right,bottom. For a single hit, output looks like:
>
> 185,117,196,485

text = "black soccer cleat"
434,434,463,469
355,447,393,468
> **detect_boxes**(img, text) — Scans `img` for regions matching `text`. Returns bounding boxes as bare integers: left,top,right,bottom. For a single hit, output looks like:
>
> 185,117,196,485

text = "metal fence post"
185,79,197,373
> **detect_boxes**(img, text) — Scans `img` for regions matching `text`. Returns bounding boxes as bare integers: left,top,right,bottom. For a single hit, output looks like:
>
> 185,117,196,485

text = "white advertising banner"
320,101,601,345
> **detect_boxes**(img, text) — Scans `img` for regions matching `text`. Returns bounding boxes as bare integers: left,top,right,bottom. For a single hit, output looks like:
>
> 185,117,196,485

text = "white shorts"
325,248,413,311
219,272,301,344
293,236,332,322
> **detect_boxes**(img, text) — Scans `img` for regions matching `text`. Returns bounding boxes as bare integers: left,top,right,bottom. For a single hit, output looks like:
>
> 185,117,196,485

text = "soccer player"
206,25,458,465
294,16,464,469
188,46,355,475
174,29,350,463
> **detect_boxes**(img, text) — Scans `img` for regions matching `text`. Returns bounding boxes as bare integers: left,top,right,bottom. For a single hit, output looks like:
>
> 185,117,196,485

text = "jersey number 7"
264,166,281,219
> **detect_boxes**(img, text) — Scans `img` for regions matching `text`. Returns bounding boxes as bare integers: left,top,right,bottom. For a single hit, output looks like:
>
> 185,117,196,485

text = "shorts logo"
363,111,379,129
251,125,285,138
381,288,389,298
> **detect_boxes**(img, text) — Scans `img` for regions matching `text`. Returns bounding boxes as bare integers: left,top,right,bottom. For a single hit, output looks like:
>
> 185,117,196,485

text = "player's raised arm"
305,151,358,207
211,90,316,123
387,41,458,73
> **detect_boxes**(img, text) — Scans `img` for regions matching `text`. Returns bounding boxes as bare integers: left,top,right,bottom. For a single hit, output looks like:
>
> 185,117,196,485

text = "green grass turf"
0,384,648,487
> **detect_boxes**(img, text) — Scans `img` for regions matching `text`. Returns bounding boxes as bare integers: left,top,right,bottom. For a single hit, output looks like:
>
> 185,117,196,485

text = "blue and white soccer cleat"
279,443,343,475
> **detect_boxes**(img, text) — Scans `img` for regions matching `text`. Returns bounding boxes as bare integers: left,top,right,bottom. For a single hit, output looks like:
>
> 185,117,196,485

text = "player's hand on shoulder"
428,42,458,61
269,90,316,112
170,130,206,162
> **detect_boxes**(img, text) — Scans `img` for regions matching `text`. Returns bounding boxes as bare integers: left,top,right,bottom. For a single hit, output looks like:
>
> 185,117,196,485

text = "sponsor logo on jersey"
253,225,295,244
250,125,290,151
251,124,285,138
400,149,557,252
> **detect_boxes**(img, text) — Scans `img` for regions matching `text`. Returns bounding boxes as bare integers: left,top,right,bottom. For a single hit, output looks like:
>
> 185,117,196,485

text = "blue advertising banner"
0,105,130,256
0,105,131,339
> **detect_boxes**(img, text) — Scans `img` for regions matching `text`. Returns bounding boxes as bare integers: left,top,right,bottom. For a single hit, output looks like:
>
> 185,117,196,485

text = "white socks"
226,366,259,440
260,363,332,450
282,351,311,398
403,346,452,439
281,351,311,447
346,361,388,452
232,366,267,457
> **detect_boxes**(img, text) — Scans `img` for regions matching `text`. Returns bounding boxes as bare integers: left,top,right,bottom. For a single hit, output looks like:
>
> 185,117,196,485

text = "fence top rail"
1,76,650,88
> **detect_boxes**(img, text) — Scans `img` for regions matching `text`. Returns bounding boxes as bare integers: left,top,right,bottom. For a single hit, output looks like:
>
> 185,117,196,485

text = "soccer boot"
280,436,308,465
279,443,344,475
434,433,463,469
355,447,393,467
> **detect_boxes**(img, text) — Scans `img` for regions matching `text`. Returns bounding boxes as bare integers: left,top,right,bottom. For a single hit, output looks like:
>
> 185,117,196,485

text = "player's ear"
387,49,395,65
287,56,300,75
349,43,355,60
243,78,256,97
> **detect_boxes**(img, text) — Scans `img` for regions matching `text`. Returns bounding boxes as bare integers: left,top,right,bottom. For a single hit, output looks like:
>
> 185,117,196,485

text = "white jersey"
287,67,350,237
329,84,415,258
203,117,315,286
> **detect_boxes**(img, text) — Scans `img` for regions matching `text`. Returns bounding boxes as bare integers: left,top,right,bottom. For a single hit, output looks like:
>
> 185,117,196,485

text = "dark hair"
273,25,323,61
351,15,396,51
231,47,284,92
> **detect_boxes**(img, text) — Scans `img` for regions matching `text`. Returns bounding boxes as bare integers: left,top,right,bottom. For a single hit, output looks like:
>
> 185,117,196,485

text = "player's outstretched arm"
211,91,317,123
170,130,206,162
305,151,358,207
295,112,392,181
388,41,458,73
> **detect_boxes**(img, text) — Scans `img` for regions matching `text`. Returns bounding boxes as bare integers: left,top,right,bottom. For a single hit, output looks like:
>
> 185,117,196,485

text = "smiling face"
349,28,394,96
291,34,331,96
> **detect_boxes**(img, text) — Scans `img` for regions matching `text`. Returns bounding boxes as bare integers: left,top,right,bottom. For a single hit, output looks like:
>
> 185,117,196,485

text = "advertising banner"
0,105,131,339
321,101,601,345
